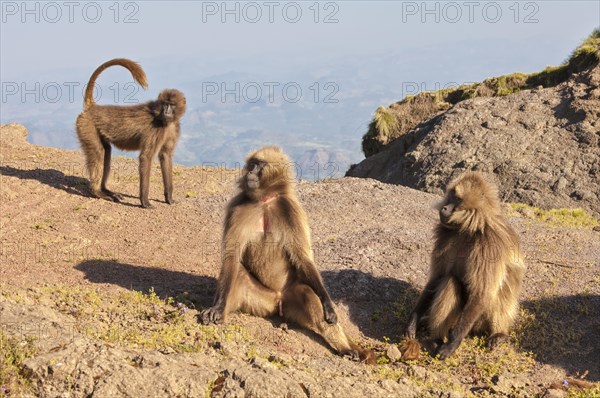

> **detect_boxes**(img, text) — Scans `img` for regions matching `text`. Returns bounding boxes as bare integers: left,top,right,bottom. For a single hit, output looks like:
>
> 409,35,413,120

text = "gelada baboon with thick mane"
401,172,525,360
201,146,374,362
76,58,186,208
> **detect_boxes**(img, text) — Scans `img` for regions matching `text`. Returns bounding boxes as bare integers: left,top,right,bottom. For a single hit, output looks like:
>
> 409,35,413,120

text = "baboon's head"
437,172,501,233
241,146,295,200
154,89,186,124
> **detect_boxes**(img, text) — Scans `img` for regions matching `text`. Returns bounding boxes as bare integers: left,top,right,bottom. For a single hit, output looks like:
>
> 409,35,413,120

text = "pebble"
386,344,402,362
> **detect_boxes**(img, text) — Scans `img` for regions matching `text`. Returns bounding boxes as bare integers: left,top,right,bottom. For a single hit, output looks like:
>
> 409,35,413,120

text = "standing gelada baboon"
201,146,374,362
401,172,525,360
75,58,186,208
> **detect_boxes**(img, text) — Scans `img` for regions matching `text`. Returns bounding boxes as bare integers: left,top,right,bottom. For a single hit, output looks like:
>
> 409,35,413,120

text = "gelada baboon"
401,172,525,360
75,58,186,208
201,146,374,362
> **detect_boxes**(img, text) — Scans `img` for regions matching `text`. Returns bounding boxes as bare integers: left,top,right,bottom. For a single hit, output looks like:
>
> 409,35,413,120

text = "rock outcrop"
348,64,600,216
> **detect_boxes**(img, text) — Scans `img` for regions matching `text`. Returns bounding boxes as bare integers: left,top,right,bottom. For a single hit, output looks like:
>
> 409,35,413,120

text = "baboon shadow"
0,165,89,197
1,165,145,208
322,269,420,342
74,260,365,354
521,294,600,380
74,262,600,378
321,271,600,379
75,259,216,309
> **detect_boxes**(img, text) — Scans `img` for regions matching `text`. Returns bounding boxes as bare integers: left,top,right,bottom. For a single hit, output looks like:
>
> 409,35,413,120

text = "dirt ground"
1,123,599,397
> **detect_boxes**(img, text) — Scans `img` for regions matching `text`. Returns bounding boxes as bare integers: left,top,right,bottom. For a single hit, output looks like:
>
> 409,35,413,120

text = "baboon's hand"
323,301,338,324
341,349,360,361
200,306,224,325
436,341,458,360
141,200,154,209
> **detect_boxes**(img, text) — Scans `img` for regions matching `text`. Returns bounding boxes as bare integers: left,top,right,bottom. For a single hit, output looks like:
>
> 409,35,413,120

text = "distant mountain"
1,39,572,179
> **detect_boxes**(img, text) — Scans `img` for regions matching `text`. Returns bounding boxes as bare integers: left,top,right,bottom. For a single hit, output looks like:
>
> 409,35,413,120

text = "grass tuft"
0,332,36,396
362,29,600,157
39,285,250,352
509,203,599,228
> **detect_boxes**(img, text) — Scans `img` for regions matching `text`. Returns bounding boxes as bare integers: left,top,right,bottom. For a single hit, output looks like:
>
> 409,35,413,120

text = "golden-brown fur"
201,146,374,363
402,172,525,359
75,58,186,208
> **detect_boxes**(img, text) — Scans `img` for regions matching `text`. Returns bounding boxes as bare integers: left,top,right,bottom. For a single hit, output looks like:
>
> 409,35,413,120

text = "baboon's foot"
102,189,123,202
92,189,120,203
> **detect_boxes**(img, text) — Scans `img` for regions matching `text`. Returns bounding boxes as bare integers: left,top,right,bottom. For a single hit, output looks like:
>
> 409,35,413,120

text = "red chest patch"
256,194,277,234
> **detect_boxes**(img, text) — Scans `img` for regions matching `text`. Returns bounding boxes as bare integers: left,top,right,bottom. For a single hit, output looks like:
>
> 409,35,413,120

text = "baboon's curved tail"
83,58,148,109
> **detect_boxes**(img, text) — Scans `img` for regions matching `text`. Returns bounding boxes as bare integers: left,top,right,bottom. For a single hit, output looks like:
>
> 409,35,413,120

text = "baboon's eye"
247,160,265,175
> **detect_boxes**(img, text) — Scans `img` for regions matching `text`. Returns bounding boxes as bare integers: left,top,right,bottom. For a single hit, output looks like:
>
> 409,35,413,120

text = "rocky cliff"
348,54,600,216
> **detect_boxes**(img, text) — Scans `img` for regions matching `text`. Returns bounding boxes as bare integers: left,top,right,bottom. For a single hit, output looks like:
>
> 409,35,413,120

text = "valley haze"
1,1,598,178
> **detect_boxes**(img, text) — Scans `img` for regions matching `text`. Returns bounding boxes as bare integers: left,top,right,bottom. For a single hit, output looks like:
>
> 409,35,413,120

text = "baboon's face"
244,159,266,191
160,102,176,123
155,90,186,124
439,189,461,227
438,173,495,231
240,146,294,198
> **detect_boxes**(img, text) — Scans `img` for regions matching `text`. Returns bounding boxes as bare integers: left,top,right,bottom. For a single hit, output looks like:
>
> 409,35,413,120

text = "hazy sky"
1,1,599,168
2,1,599,79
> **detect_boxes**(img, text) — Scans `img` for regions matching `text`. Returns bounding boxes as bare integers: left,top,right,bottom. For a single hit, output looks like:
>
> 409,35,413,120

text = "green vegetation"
515,302,586,362
373,106,398,141
31,219,54,230
567,384,600,398
418,338,533,387
2,277,598,396
363,106,399,157
371,333,537,396
509,203,600,228
371,290,536,394
40,285,250,352
371,335,534,396
363,29,600,157
0,332,36,396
